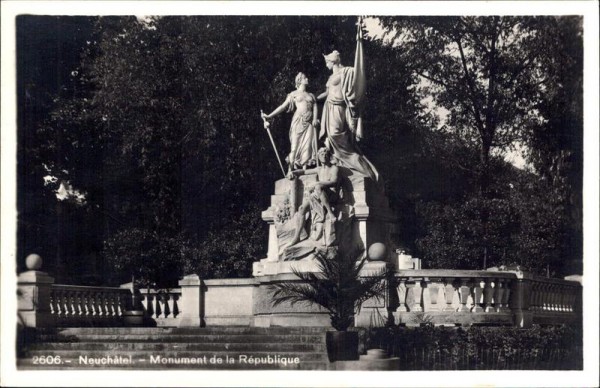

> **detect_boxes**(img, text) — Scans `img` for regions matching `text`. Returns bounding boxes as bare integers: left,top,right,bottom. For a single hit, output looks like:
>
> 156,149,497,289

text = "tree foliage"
379,16,576,195
18,15,583,285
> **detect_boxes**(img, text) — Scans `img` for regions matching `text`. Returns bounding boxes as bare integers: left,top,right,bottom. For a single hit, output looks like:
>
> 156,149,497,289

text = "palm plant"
270,248,390,331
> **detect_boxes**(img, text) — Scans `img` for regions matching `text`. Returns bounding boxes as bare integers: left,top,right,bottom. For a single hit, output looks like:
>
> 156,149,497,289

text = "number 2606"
32,355,62,364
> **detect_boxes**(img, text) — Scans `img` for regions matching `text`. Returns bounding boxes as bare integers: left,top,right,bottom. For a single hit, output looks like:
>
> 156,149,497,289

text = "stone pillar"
177,274,203,327
17,254,55,327
510,278,533,328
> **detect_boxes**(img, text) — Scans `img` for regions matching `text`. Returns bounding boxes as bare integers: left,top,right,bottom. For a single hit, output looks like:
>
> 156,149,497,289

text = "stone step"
28,341,326,352
33,333,325,343
40,326,329,335
19,326,332,371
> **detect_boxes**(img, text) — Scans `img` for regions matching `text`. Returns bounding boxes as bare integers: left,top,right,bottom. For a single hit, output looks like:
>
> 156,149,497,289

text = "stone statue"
262,72,319,171
253,21,399,276
274,147,342,261
318,49,379,183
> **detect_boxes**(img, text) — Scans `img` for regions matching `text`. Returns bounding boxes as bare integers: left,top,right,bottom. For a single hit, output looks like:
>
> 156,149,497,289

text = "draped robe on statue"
285,92,317,169
319,35,380,183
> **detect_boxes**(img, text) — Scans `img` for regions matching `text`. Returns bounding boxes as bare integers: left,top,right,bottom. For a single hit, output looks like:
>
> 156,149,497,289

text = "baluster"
69,290,76,318
396,279,408,312
543,283,551,311
145,293,154,318
112,292,120,316
58,290,67,319
118,292,128,315
542,283,551,311
555,285,563,312
61,289,71,324
166,293,175,318
106,292,115,317
408,279,423,312
87,291,95,317
537,283,548,311
140,290,148,311
493,279,504,312
427,279,440,311
155,294,163,318
443,278,456,311
92,290,102,319
550,284,559,311
49,288,57,315
172,294,180,317
471,278,484,312
99,291,108,318
53,289,63,323
556,285,564,312
458,278,470,312
62,289,72,319
501,280,511,312
157,294,165,318
483,279,494,312
567,287,575,312
81,291,90,317
74,290,84,318
529,282,538,312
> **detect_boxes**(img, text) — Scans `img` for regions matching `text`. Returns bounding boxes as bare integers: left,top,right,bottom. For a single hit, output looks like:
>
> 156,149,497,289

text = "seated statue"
276,147,341,261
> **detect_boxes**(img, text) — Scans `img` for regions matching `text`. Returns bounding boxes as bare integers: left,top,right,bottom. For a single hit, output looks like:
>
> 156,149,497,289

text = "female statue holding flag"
317,19,379,183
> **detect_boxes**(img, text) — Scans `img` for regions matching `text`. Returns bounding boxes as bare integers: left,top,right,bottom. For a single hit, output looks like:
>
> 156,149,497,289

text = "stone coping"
203,278,258,286
394,269,519,278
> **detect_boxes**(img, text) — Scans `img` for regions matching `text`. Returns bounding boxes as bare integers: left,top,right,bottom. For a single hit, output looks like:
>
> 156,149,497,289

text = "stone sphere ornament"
25,253,43,270
367,243,387,261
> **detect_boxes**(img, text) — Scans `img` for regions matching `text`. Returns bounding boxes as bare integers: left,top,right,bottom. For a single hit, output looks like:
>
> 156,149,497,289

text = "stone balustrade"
49,285,131,326
137,287,182,326
17,255,582,329
387,270,581,327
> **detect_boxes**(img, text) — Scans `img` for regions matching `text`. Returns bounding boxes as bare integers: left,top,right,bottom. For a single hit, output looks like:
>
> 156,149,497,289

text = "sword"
260,110,287,177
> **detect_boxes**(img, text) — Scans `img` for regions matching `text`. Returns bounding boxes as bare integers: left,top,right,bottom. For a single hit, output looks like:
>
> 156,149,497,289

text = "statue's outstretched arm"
317,88,328,101
263,94,292,120
287,166,319,180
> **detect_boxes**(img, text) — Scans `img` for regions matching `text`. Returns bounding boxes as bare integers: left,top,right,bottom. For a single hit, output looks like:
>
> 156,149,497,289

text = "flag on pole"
353,16,366,140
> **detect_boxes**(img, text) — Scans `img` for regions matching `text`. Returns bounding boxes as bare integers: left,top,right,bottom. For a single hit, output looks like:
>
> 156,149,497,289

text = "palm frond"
269,248,392,331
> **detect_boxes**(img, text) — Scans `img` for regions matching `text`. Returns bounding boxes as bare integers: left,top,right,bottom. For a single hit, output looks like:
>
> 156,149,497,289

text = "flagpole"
354,16,366,141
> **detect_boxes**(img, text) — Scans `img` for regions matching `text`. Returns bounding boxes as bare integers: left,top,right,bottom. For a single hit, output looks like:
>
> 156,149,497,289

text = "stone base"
253,314,331,327
334,356,400,371
393,311,514,327
253,257,322,277
260,173,400,270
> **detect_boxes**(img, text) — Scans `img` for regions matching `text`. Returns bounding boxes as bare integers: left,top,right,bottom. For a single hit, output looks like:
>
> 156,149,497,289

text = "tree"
380,16,566,196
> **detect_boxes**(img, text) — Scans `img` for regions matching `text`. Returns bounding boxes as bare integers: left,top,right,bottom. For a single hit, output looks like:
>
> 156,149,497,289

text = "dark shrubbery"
366,324,582,370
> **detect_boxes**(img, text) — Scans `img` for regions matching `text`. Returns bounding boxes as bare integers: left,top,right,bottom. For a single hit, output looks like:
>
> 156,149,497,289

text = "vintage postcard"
1,1,598,387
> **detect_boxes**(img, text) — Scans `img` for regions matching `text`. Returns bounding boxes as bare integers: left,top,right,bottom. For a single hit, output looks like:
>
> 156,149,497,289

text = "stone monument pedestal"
253,170,399,277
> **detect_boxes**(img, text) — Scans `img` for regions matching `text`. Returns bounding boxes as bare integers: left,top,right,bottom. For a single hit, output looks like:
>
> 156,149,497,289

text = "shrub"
366,324,582,370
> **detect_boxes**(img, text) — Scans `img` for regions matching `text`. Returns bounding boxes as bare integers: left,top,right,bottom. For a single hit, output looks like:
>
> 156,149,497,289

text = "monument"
251,20,399,327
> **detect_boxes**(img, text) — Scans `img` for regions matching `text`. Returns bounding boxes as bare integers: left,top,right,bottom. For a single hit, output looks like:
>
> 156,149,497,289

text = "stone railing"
383,270,581,327
49,284,131,327
137,287,182,326
527,275,582,324
18,255,582,329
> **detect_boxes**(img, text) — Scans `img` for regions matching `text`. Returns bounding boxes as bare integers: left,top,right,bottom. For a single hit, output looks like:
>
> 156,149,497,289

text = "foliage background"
16,16,583,287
